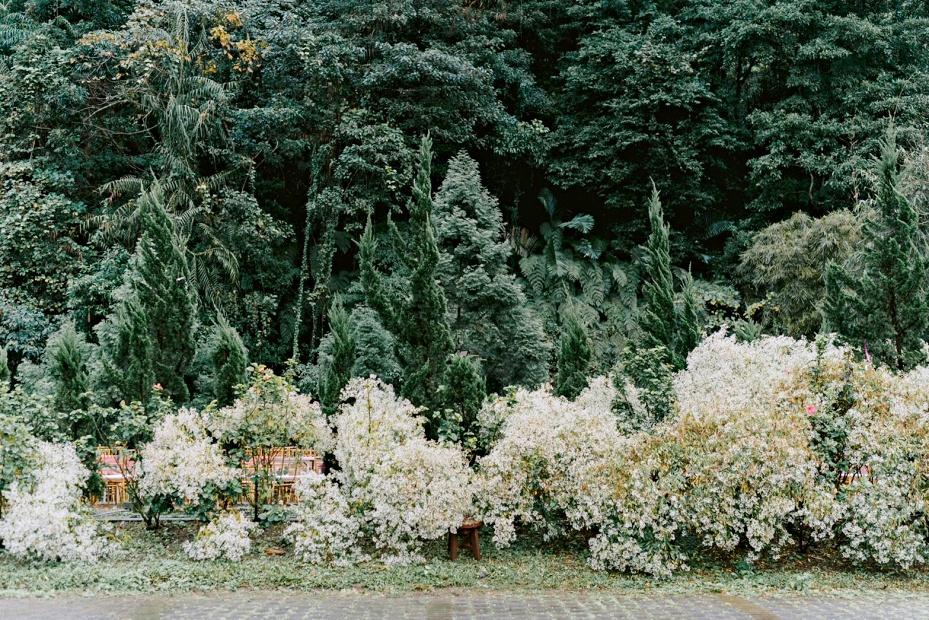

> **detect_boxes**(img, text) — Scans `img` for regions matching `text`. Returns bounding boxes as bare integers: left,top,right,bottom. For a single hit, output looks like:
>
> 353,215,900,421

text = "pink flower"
805,404,817,416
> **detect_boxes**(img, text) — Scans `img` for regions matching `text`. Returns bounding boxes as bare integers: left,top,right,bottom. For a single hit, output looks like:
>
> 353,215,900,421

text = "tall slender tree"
208,317,248,407
825,127,929,370
98,181,198,403
317,296,356,416
637,183,701,369
360,134,453,414
45,321,91,414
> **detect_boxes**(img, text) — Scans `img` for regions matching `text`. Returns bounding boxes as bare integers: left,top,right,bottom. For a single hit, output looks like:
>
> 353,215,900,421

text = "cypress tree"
99,181,198,403
824,127,929,370
45,321,91,414
349,306,401,385
317,296,356,415
102,295,156,405
640,183,677,357
638,183,702,370
433,151,550,390
209,317,248,406
360,134,453,414
555,310,593,399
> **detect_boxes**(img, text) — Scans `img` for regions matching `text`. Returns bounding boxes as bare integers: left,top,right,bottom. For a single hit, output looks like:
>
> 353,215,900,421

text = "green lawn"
1,523,928,597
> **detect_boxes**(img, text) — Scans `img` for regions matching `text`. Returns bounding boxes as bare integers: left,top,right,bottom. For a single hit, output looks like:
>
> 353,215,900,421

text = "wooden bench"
448,518,482,561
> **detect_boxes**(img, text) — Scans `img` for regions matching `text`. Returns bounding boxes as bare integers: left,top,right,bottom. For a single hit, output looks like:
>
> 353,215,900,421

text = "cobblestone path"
4,590,929,619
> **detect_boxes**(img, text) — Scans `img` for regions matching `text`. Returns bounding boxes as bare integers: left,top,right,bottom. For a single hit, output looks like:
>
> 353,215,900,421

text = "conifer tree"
317,296,356,416
209,318,248,407
98,181,198,403
825,127,929,370
555,310,592,399
360,135,453,414
433,151,550,390
637,183,702,370
101,296,156,405
348,306,401,385
436,352,486,450
45,321,91,414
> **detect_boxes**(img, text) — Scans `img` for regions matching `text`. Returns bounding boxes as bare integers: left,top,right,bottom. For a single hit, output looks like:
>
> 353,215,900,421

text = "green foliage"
434,151,550,390
348,306,401,385
638,184,702,370
5,0,929,450
555,310,592,399
0,345,9,391
741,211,862,337
517,189,638,371
436,353,487,452
825,127,929,370
360,135,453,417
317,297,356,416
98,182,198,404
208,318,248,407
44,321,91,414
612,345,675,432
0,408,35,519
98,295,155,406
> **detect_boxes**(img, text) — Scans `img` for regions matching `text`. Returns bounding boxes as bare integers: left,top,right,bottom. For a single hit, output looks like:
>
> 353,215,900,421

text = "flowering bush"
0,442,111,562
183,510,256,561
285,472,364,566
589,404,839,576
203,365,332,519
474,379,626,547
137,407,238,507
674,330,844,421
588,333,844,576
332,377,472,563
203,365,332,452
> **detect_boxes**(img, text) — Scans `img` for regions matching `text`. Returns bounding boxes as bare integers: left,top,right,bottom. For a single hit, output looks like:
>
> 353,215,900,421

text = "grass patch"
2,523,929,597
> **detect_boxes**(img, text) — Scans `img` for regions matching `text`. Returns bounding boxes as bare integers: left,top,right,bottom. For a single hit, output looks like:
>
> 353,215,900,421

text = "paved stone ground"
5,590,929,619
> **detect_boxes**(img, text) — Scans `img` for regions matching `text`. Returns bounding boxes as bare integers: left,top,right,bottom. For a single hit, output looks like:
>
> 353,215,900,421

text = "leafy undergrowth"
1,523,928,597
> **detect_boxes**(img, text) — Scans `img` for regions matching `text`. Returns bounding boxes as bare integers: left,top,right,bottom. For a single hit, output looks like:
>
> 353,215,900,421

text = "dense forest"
3,0,929,433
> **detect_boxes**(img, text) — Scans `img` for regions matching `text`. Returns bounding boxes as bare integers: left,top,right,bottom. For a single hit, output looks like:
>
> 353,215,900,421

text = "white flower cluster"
137,407,238,505
674,330,842,420
592,334,845,576
476,333,848,576
183,510,257,561
285,472,364,566
204,373,333,453
474,380,626,547
832,365,929,568
0,442,111,562
332,377,473,564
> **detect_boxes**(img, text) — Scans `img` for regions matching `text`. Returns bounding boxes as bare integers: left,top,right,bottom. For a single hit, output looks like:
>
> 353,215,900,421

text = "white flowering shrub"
203,365,333,453
825,364,929,568
332,377,472,564
588,334,844,576
474,380,626,547
674,330,843,421
137,407,238,506
0,442,111,562
366,440,473,564
285,472,364,566
183,510,257,561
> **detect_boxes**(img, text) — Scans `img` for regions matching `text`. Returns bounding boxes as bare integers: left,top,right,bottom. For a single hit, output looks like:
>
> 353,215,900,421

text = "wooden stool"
448,518,482,561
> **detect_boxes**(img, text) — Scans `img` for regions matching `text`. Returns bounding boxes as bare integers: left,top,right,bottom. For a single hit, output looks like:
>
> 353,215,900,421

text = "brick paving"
4,590,929,619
